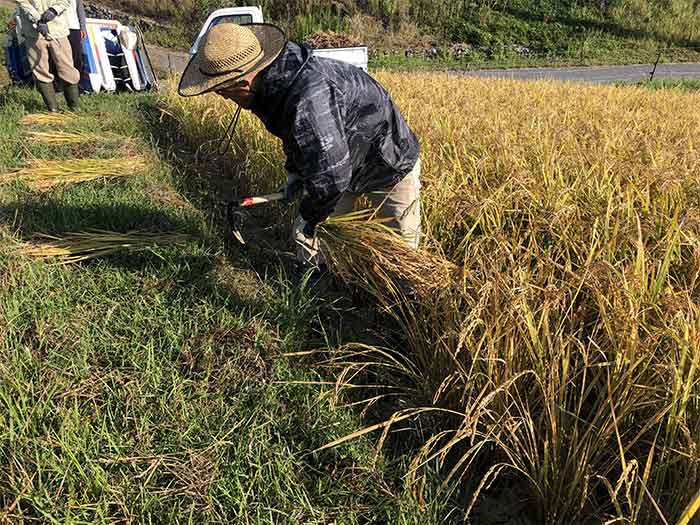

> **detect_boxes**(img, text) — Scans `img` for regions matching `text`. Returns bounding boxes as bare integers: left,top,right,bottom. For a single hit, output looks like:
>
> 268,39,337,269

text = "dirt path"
145,44,189,77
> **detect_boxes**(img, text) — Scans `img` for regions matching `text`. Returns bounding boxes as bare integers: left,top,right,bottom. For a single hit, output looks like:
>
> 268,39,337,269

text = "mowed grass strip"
0,87,446,523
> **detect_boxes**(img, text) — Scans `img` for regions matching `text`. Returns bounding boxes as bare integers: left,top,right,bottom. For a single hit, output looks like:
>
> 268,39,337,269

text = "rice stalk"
0,157,149,189
19,112,75,126
19,230,193,263
677,489,700,525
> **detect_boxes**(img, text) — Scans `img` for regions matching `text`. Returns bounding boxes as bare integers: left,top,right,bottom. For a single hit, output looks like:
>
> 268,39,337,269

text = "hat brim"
178,23,286,97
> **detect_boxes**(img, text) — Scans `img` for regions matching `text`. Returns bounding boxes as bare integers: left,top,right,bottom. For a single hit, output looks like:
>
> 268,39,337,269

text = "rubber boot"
36,81,58,112
63,83,80,112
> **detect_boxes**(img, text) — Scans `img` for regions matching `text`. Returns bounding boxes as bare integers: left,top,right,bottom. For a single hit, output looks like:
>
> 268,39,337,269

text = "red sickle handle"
238,192,285,207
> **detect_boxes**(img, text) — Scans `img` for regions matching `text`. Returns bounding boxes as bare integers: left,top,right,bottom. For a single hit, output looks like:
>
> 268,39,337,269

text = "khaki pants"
26,36,80,84
295,159,422,266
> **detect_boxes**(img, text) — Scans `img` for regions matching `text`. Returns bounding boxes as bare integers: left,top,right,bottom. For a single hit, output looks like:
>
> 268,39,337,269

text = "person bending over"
178,23,421,278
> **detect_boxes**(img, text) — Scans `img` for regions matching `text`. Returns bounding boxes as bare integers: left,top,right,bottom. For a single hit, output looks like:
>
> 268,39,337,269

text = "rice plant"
0,157,149,189
19,230,193,263
162,75,700,524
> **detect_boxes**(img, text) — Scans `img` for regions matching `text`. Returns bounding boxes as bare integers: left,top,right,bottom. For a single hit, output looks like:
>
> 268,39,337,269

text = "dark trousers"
68,29,84,74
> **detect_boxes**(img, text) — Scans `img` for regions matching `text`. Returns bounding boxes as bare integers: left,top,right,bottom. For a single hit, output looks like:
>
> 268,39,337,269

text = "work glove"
40,8,58,23
36,22,49,37
301,220,315,239
279,173,304,202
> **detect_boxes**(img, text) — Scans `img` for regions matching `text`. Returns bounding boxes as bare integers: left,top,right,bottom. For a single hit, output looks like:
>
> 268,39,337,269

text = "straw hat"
178,23,286,97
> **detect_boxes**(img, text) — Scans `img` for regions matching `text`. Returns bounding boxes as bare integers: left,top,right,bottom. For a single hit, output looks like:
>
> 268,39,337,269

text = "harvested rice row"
0,157,149,189
19,230,192,263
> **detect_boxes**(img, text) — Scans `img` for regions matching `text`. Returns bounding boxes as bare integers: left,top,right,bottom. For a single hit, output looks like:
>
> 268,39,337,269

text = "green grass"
616,78,700,91
0,88,455,523
143,24,193,51
370,46,700,71
638,78,700,91
0,5,11,89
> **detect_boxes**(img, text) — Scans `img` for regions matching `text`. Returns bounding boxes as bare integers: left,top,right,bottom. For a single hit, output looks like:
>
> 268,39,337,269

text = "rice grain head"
317,211,458,302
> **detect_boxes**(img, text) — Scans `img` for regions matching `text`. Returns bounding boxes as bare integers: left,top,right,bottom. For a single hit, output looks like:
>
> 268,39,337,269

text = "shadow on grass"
0,197,196,236
137,100,297,272
135,100,390,345
0,195,281,321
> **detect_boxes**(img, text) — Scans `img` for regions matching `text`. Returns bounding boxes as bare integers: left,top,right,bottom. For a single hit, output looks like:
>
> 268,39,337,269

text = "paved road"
144,45,700,85
461,62,700,83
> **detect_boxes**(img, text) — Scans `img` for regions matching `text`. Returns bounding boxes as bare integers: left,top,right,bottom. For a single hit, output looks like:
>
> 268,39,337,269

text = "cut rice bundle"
19,230,193,263
317,210,457,302
0,157,149,189
26,130,122,145
19,113,76,126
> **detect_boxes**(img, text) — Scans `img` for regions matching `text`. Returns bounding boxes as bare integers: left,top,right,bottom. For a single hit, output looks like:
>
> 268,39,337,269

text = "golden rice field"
164,75,700,524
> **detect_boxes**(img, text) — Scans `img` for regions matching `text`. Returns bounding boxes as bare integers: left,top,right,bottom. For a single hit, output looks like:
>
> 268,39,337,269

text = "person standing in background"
14,0,81,112
65,0,86,79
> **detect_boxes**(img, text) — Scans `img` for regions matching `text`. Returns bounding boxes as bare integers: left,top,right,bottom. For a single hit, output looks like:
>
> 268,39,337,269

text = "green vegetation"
0,87,455,523
100,0,700,67
639,78,700,90
0,5,10,88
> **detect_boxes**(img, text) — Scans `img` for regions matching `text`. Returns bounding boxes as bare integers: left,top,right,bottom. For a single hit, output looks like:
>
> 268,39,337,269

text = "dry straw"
19,230,192,263
19,112,76,126
0,157,149,189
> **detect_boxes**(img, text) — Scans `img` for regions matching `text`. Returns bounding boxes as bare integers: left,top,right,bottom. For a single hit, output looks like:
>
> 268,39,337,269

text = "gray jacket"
251,42,420,227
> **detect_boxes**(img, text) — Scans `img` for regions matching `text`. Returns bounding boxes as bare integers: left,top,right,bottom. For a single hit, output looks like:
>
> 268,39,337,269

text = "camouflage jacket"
251,42,420,227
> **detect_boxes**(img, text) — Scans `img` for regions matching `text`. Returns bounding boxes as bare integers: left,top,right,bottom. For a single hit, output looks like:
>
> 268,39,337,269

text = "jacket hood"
251,42,311,132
